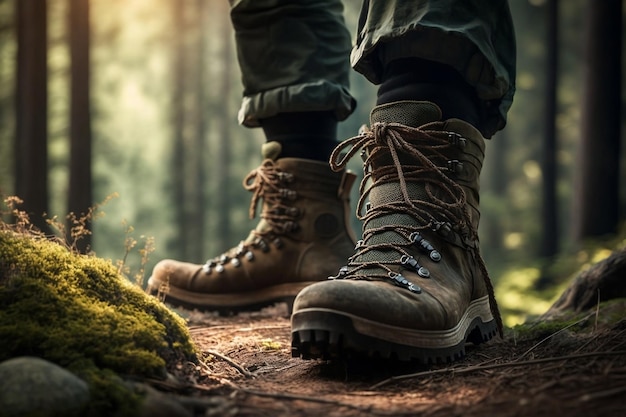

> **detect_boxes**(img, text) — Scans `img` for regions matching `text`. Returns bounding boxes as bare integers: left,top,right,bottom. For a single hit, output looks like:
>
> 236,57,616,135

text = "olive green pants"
229,0,515,138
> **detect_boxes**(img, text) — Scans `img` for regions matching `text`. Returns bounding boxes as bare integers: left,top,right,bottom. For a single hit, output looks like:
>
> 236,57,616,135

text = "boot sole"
291,295,497,363
145,277,317,315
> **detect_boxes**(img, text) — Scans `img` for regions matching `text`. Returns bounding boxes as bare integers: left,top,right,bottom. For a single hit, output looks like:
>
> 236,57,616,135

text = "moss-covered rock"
0,356,90,417
0,229,197,416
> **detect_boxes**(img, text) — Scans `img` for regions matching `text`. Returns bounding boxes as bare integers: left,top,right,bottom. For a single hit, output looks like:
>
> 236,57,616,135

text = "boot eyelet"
417,267,430,278
447,132,466,148
409,232,422,243
446,160,464,175
202,265,212,274
245,251,255,261
256,239,270,252
280,189,297,200
433,222,452,237
389,272,422,293
329,265,349,280
215,264,225,273
230,258,241,268
400,255,418,269
277,172,294,183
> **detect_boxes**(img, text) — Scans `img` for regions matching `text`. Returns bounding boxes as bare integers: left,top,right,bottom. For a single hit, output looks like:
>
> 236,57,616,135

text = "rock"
132,383,193,417
0,356,90,417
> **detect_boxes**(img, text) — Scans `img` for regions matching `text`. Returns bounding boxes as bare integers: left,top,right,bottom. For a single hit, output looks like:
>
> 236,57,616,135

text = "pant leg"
230,0,356,128
352,0,516,138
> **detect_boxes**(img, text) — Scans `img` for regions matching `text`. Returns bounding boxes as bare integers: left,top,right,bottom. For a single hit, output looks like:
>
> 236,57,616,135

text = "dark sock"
377,58,481,128
259,111,338,161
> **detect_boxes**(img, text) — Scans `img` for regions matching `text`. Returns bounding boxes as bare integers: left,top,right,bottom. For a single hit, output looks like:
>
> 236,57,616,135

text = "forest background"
0,0,624,327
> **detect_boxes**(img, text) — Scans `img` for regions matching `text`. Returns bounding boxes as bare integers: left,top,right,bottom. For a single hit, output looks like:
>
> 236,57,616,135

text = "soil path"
162,302,626,417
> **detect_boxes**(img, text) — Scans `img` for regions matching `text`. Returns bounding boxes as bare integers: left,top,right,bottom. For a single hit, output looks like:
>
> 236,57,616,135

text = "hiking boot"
291,101,502,363
147,142,357,313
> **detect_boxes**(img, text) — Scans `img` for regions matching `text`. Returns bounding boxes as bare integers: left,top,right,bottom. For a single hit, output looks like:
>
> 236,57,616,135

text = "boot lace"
329,122,503,336
202,159,299,274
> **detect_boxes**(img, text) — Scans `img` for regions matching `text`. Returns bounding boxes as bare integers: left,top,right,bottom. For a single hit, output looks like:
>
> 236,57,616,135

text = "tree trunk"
539,0,558,259
67,0,92,252
171,1,187,260
188,0,207,262
215,0,233,252
14,0,51,234
483,131,508,256
572,0,622,242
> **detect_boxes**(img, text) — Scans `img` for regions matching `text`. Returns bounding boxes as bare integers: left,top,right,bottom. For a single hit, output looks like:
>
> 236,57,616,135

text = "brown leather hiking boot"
291,101,503,363
147,142,357,313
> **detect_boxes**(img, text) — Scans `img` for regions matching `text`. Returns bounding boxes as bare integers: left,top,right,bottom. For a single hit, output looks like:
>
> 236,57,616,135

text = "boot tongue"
370,101,442,127
355,101,442,276
261,141,282,160
242,142,283,240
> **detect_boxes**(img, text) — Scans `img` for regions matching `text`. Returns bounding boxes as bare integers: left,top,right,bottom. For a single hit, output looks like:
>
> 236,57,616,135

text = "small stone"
133,383,193,417
0,356,90,417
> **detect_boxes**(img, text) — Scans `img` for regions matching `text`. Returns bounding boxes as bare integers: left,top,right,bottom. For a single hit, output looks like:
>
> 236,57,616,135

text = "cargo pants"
229,0,516,138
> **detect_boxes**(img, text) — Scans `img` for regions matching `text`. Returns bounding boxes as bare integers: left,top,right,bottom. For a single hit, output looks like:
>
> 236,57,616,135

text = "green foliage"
496,266,553,326
0,227,196,415
495,227,626,326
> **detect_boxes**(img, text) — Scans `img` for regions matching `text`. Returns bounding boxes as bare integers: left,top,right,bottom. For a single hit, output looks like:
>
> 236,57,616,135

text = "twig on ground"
370,350,626,390
204,350,255,378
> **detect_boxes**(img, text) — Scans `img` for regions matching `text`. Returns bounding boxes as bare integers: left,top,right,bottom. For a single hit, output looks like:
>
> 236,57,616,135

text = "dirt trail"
160,302,626,417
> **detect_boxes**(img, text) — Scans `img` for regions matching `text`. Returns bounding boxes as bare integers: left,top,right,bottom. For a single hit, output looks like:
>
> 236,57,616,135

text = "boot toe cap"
293,279,450,331
148,259,202,290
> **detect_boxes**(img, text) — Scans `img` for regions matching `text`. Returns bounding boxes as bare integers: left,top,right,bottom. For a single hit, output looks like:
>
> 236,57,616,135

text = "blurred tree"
215,0,233,254
189,0,208,262
171,1,188,260
0,1,15,198
67,0,93,252
573,0,622,242
170,0,210,261
539,0,559,260
15,0,51,233
482,131,508,256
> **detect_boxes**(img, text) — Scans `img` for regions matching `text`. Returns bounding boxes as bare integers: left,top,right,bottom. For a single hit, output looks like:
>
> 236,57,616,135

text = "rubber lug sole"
145,282,296,316
291,307,497,364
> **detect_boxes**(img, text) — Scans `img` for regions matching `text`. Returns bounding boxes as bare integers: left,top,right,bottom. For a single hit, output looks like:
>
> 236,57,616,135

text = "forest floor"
156,301,626,417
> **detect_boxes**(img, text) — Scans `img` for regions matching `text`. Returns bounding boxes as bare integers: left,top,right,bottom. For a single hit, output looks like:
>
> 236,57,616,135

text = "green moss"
509,299,626,342
509,317,588,341
0,229,197,415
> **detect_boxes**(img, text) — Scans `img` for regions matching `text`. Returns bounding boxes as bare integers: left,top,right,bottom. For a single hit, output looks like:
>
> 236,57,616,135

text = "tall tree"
15,0,50,233
67,0,92,252
188,0,208,262
539,0,559,258
573,0,622,242
483,131,508,257
171,1,188,260
170,0,208,261
215,0,233,253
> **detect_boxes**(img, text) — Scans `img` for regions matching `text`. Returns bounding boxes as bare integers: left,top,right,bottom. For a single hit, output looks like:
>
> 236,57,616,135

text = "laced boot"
147,142,357,313
291,101,503,363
